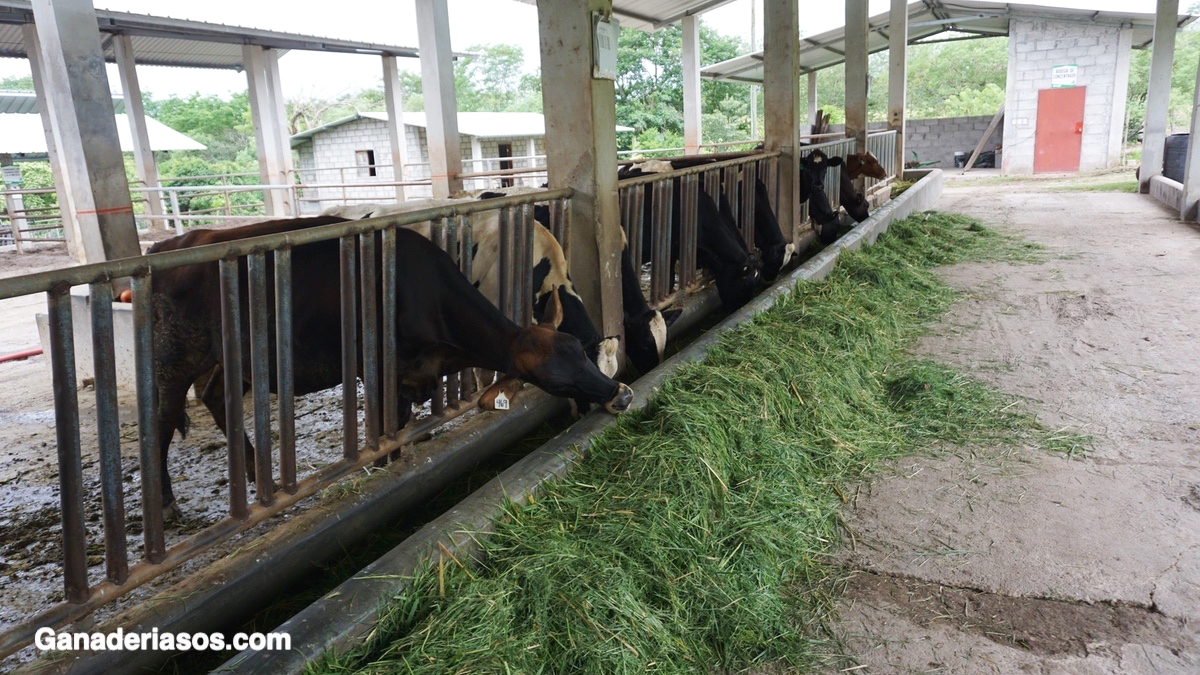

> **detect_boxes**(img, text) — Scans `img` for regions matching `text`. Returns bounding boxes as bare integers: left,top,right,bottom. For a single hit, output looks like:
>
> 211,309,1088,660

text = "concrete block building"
291,111,551,212
1002,17,1133,174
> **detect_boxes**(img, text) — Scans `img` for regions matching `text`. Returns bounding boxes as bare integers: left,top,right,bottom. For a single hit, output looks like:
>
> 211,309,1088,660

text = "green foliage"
142,91,253,163
1126,28,1200,142
454,44,543,113
615,22,749,148
810,37,1008,124
307,212,1085,675
0,75,34,91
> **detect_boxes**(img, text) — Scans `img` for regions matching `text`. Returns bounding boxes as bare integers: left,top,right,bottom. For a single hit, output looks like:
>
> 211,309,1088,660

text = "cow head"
750,177,791,282
800,151,843,245
711,195,763,307
624,306,682,374
492,287,633,414
846,151,888,180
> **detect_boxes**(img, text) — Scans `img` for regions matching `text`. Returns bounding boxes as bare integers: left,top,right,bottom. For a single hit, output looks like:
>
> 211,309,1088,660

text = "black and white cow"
798,150,844,245
147,217,633,517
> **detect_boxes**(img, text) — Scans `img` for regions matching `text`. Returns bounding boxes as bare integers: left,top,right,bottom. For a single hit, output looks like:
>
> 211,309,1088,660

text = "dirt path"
835,181,1200,672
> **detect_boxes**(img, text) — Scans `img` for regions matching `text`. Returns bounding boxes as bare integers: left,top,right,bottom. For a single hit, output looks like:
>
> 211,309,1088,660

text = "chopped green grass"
308,211,1086,675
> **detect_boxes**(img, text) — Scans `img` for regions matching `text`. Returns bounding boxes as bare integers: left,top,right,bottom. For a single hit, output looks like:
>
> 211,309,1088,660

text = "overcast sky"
0,0,1170,102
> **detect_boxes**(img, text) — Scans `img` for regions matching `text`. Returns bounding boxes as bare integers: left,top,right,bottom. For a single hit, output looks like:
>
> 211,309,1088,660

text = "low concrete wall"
219,169,946,674
1149,175,1183,214
826,116,1002,169
34,288,137,396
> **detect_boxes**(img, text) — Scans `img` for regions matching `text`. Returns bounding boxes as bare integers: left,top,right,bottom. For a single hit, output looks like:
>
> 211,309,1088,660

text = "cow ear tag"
494,391,510,410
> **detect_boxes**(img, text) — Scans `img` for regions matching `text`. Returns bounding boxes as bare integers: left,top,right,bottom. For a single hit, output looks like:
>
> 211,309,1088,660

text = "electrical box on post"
592,12,619,80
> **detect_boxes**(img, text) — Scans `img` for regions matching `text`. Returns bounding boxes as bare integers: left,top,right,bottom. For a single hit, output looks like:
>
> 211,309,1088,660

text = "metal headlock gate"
617,151,782,308
0,188,570,658
797,130,900,225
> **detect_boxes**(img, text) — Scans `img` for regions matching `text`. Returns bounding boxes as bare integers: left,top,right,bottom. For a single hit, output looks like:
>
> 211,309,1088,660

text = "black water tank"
1163,133,1189,182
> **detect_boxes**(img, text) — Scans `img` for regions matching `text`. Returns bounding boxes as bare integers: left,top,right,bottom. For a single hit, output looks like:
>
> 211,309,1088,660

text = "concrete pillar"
23,24,79,258
536,0,623,358
1179,49,1200,219
1140,0,1179,192
243,45,288,216
888,0,908,174
382,54,409,201
416,0,463,198
113,34,165,227
845,0,870,155
806,71,818,136
29,0,140,264
263,48,294,215
682,14,702,155
470,136,484,189
763,0,801,242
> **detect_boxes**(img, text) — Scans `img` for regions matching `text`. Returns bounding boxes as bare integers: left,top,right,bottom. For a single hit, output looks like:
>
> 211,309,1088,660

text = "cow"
619,163,762,310
322,199,619,379
731,175,794,283
798,150,844,245
835,151,889,223
146,217,633,518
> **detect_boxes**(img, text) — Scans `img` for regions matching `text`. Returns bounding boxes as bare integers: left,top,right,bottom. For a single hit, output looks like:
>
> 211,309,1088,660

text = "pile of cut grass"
310,211,1081,675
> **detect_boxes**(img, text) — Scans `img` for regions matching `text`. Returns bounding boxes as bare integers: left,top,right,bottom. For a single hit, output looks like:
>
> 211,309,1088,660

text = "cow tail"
177,411,190,440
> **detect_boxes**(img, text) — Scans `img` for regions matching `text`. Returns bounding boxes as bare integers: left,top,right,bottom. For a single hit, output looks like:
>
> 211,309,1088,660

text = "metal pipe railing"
0,187,572,659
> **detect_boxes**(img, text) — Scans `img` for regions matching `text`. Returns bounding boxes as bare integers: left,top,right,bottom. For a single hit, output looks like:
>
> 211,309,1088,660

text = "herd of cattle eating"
144,150,887,517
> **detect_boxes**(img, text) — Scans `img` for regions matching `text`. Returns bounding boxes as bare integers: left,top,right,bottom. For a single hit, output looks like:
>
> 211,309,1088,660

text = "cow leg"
198,365,258,483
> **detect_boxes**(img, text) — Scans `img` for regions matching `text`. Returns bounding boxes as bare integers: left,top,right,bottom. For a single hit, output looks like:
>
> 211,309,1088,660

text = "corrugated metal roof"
0,0,421,71
291,111,634,147
511,0,738,32
702,0,1197,84
0,90,127,113
0,112,205,154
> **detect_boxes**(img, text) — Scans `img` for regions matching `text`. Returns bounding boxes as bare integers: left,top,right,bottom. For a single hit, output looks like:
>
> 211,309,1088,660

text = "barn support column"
763,0,801,242
243,45,288,216
845,0,870,157
264,48,294,215
1140,0,1179,193
29,0,140,264
113,34,165,228
1179,50,1200,219
682,14,702,155
382,55,409,201
806,71,818,136
536,0,623,362
888,0,908,175
416,0,463,198
22,24,79,258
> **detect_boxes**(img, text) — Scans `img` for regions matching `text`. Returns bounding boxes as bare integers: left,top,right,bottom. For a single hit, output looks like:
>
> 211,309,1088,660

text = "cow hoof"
163,500,182,523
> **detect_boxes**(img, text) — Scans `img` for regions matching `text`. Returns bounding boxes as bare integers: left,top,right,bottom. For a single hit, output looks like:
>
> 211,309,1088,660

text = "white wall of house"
294,117,547,212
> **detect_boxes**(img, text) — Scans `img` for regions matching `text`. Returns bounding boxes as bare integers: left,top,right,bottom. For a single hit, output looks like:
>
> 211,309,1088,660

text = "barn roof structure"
0,111,204,155
0,0,420,70
701,0,1197,83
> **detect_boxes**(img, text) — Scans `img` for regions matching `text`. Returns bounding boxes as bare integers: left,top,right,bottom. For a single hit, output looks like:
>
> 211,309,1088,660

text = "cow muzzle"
604,383,634,414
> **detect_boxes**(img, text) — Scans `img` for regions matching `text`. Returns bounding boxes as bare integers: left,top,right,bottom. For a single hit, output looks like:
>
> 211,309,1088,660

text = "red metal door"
1034,87,1086,173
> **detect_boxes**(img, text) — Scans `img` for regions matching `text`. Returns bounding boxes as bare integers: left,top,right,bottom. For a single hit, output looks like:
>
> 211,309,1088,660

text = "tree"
454,44,542,112
614,21,749,149
142,91,255,163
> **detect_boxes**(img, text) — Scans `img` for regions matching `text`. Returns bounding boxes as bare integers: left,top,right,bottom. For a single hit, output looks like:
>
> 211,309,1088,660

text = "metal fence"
796,130,899,226
617,151,782,308
0,188,570,658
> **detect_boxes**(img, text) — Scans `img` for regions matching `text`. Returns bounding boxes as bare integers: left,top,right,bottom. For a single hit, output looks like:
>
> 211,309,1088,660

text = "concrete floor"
836,181,1200,673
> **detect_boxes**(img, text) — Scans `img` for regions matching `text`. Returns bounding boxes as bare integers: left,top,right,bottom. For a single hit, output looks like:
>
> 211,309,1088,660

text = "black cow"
718,176,794,283
323,199,619,379
147,218,633,517
620,243,682,374
799,150,844,245
619,165,762,309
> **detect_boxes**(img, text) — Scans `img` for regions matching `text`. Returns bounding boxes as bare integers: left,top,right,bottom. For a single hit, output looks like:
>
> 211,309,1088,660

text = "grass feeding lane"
309,211,1086,674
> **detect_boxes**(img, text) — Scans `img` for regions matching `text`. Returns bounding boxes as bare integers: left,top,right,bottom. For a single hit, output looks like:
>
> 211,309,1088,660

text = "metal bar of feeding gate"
340,237,359,461
381,229,399,437
219,258,250,520
360,232,381,448
47,287,88,604
247,253,275,506
275,247,297,493
88,281,128,585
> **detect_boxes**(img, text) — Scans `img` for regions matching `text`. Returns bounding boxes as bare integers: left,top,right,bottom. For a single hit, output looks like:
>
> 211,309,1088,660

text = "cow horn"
544,285,564,329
